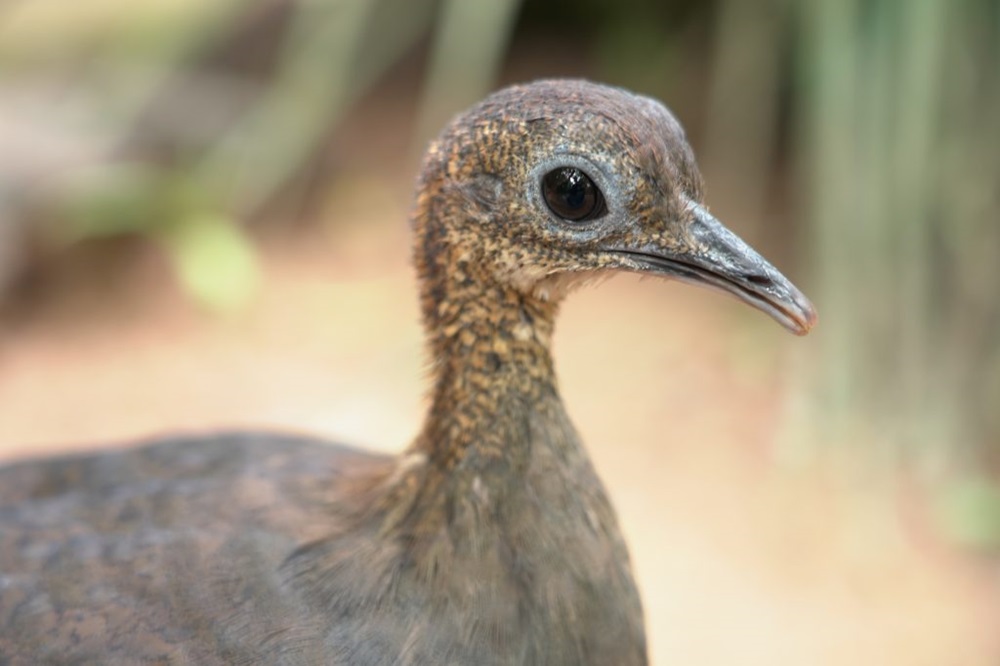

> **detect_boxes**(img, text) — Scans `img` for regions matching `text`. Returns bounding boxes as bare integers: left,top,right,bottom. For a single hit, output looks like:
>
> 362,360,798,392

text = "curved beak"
608,200,817,335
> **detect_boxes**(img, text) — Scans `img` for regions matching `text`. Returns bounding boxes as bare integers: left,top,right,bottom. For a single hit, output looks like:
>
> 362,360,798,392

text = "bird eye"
541,167,606,222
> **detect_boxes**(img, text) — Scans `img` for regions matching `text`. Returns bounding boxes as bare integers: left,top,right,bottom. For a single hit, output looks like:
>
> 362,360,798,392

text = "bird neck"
403,183,584,494
412,267,563,469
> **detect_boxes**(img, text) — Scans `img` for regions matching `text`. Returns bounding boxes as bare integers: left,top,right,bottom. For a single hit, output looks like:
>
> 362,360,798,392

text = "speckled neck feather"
413,210,561,469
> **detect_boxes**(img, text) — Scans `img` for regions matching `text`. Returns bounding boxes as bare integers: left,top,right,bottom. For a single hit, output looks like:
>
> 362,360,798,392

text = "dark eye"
541,167,606,222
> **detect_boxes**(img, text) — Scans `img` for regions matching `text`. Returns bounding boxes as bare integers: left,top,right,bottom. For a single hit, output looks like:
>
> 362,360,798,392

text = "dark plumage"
0,80,816,664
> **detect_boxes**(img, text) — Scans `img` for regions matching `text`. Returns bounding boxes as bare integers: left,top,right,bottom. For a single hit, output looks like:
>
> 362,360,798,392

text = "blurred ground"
1,196,997,665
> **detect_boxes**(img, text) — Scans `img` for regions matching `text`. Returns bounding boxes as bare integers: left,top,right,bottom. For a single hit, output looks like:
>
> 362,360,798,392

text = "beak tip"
791,299,818,336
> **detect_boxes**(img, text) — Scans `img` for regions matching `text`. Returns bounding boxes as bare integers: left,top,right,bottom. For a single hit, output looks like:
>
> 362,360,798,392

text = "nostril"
745,274,773,287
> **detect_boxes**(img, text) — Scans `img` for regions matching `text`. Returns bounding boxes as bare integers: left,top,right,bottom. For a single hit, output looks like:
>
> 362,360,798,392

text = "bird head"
413,79,816,336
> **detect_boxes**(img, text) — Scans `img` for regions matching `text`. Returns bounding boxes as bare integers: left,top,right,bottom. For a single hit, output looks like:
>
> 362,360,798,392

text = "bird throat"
382,201,602,545
352,266,589,552
414,268,564,472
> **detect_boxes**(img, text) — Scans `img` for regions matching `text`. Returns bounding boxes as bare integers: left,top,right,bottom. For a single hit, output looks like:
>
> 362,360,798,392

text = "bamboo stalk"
702,0,785,239
893,0,950,452
797,0,863,446
192,0,438,216
190,0,379,214
413,0,524,152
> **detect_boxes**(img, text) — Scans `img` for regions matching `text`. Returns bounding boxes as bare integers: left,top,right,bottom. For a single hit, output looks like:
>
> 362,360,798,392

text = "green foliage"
794,0,1000,456
55,164,169,241
3,0,520,311
161,213,259,314
936,478,1000,552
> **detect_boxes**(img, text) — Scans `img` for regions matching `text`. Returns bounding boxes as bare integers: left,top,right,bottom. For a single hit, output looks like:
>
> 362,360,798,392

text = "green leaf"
162,213,258,313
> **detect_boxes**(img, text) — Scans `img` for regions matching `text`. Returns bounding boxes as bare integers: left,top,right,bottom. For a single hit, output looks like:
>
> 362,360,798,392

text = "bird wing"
0,432,388,664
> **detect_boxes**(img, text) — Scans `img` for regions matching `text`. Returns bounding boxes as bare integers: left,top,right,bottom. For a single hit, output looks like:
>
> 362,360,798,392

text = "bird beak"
607,199,818,335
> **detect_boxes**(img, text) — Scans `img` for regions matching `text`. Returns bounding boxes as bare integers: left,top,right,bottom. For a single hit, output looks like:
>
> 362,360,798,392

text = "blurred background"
1,0,998,663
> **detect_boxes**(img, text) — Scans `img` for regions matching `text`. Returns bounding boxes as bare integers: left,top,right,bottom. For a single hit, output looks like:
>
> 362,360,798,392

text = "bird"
0,79,816,665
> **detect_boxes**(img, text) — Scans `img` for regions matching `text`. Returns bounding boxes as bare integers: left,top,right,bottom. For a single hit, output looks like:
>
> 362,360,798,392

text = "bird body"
0,80,815,664
0,430,640,664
